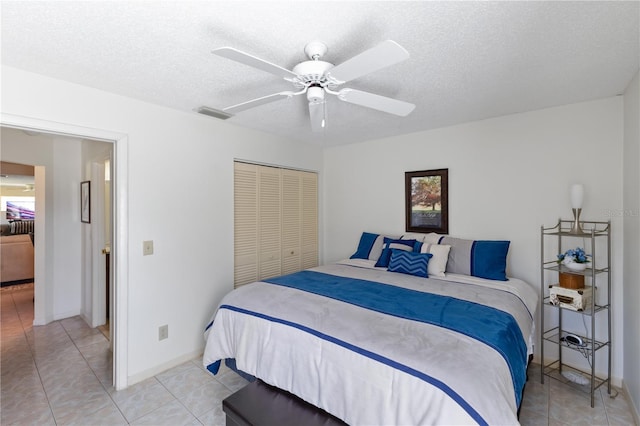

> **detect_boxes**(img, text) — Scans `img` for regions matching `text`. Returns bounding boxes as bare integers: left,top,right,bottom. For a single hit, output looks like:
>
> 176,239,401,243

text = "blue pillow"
388,249,433,278
471,240,510,281
374,238,419,267
439,237,510,281
350,232,385,260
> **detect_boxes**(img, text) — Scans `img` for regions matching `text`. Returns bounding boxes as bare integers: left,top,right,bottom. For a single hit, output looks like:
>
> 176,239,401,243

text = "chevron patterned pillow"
374,238,419,268
387,249,433,278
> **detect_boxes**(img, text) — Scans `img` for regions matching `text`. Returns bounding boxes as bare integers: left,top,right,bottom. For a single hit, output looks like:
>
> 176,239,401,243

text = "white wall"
323,97,625,382
623,69,640,420
1,65,323,384
52,138,83,318
0,128,83,323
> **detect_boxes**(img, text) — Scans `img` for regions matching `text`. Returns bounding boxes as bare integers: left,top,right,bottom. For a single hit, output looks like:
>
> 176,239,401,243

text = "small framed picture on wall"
81,181,91,223
405,169,448,234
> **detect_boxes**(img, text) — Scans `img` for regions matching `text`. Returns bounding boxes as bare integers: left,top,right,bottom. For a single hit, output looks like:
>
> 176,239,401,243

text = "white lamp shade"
570,184,584,209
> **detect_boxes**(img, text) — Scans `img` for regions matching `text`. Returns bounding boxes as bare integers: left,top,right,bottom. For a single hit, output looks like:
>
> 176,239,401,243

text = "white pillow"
420,243,451,277
423,232,444,244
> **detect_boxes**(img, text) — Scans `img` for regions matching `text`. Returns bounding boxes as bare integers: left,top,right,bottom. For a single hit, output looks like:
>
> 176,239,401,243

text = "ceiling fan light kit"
307,86,325,104
212,40,415,132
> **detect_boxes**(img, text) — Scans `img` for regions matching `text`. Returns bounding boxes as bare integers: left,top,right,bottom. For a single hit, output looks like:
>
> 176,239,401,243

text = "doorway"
0,114,129,390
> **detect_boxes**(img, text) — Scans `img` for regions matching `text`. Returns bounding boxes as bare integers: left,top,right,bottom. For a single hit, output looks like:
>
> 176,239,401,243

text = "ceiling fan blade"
223,91,294,114
327,40,409,84
213,47,298,80
337,88,415,116
308,101,326,132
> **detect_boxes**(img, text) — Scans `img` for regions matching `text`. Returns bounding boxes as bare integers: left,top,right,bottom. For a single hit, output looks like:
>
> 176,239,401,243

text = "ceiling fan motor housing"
292,61,337,90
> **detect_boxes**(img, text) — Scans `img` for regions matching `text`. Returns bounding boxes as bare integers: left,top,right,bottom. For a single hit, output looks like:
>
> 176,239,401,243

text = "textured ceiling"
2,1,639,146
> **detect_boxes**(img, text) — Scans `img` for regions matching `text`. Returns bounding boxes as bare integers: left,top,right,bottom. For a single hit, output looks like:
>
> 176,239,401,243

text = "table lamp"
569,184,584,234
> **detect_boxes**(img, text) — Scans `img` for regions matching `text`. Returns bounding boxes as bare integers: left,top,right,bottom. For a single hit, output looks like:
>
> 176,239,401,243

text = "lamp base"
569,208,584,234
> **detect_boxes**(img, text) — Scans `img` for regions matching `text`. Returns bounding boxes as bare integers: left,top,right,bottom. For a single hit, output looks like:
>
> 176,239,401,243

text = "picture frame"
80,181,91,223
405,169,448,234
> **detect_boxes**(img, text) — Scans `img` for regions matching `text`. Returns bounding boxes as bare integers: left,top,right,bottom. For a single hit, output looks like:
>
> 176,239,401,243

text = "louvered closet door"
301,171,319,269
234,162,318,288
234,162,258,287
281,169,301,275
258,166,282,280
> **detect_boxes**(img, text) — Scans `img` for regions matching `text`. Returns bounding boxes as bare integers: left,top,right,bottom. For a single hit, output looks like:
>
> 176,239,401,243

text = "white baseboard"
126,349,204,387
622,381,640,426
80,313,92,328
52,309,84,322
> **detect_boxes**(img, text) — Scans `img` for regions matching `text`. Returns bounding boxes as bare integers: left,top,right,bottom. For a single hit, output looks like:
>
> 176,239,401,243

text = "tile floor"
1,284,248,425
1,284,637,425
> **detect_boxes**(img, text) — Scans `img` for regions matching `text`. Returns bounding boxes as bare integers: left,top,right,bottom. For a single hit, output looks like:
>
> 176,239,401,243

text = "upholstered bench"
223,380,347,426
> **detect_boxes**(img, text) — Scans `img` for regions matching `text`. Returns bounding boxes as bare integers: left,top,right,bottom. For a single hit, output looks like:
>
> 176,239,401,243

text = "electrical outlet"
159,324,168,341
143,240,154,256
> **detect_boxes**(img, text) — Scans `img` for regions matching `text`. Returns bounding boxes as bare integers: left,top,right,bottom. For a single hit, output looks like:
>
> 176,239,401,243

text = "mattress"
203,261,537,425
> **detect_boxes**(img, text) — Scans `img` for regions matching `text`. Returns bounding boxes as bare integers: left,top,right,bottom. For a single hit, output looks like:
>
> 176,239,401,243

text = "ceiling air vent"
196,106,233,120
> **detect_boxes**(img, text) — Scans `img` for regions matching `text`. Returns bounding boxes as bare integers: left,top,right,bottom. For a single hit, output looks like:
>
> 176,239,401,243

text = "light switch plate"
143,240,154,256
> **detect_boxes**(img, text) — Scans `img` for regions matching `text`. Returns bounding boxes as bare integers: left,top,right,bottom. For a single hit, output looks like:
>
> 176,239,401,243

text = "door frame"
0,113,129,390
90,159,107,329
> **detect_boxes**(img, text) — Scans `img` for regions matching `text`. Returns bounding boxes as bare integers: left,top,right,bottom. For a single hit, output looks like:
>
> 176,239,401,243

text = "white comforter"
203,262,537,425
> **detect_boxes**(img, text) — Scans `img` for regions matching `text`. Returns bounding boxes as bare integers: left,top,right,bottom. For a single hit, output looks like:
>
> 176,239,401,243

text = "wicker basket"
559,272,585,289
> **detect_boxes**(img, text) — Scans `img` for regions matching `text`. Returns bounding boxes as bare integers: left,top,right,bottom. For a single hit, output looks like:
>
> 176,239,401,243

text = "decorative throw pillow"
423,232,444,245
419,243,451,277
374,238,419,268
439,236,510,281
388,249,433,278
350,232,389,261
400,232,427,243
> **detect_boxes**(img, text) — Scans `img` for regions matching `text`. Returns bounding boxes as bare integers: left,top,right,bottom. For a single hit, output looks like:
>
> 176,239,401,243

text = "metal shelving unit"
540,219,611,407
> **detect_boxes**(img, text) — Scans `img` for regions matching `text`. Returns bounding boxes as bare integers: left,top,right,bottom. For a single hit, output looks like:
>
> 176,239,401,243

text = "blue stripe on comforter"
217,304,488,426
264,270,527,407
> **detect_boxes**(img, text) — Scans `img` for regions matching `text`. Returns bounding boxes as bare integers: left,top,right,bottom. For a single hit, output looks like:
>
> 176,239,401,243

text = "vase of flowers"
566,262,587,272
557,247,590,268
557,247,590,288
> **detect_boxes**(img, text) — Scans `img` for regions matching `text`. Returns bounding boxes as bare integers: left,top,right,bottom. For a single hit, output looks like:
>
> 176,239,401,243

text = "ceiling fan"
212,40,415,131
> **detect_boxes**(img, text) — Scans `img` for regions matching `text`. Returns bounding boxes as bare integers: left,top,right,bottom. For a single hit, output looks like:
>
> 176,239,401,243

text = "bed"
203,233,538,425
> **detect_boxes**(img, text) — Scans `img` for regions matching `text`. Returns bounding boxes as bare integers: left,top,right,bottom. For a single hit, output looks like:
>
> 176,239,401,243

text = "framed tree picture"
81,181,91,223
405,169,448,234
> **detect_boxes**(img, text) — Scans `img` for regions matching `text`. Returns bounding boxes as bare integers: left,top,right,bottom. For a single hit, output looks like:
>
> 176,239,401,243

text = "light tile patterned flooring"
1,284,248,425
1,284,637,425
